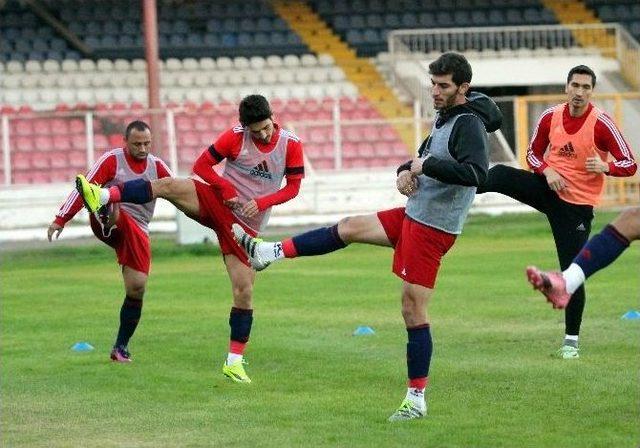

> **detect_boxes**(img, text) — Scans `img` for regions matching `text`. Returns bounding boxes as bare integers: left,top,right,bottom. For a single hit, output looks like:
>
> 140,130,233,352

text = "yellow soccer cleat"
388,399,426,422
222,359,252,383
75,174,103,213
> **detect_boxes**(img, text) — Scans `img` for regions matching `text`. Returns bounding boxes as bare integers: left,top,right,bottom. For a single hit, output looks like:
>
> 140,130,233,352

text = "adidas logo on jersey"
558,141,577,159
250,161,272,179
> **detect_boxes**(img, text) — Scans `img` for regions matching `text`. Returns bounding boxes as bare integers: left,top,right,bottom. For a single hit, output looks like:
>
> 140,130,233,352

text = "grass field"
2,212,639,447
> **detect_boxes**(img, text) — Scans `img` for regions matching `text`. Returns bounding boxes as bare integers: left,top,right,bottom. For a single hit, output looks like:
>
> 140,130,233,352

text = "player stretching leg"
76,95,305,382
236,53,502,421
526,206,639,308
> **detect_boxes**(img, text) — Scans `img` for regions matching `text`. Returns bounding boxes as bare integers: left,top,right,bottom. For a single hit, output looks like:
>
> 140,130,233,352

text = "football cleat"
222,358,252,383
75,174,103,214
555,345,580,359
231,223,271,271
110,346,132,363
525,266,571,309
387,399,426,422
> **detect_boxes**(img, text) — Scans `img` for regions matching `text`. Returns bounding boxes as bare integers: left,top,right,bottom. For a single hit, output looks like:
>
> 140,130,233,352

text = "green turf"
2,212,639,447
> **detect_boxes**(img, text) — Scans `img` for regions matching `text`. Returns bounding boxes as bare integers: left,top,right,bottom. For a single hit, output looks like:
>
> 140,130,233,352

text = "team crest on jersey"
250,160,272,179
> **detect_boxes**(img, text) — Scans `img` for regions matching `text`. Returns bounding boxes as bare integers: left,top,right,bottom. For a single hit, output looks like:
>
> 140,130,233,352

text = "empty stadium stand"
1,0,639,187
308,0,557,56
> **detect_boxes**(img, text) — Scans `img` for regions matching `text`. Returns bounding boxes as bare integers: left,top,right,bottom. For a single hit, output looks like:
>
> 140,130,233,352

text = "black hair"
567,65,596,87
428,52,472,86
239,94,272,126
125,120,151,139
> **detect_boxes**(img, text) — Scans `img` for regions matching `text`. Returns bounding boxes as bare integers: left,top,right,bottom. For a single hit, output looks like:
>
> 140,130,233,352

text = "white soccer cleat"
556,345,579,359
231,223,271,271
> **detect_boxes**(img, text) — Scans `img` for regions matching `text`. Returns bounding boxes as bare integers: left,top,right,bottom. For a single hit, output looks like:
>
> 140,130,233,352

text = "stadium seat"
52,135,72,151
12,119,33,136
41,59,60,73
94,134,109,150
283,54,300,67
300,54,318,67
36,73,56,88
265,55,283,68
24,60,42,73
216,56,233,70
127,59,144,71
317,53,335,67
69,119,85,134
68,149,87,168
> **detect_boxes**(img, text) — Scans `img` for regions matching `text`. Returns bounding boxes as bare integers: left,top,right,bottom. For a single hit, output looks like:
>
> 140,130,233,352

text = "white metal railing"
0,100,426,186
0,95,526,187
388,23,640,88
0,108,177,186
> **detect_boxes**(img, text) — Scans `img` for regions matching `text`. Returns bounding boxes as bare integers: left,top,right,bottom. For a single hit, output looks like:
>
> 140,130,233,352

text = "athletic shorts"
90,209,151,274
377,207,457,288
192,179,256,267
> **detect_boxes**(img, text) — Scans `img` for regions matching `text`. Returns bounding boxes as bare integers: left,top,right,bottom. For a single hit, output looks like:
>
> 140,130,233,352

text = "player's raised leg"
526,207,638,310
76,175,201,218
232,212,392,271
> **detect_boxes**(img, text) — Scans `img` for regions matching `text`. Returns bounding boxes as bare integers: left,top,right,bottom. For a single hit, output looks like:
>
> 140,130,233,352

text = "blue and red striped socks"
574,224,630,279
286,224,346,258
227,307,253,365
406,324,432,392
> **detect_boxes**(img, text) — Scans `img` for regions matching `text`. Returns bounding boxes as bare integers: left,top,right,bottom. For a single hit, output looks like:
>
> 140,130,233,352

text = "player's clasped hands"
239,199,259,218
397,170,417,197
223,197,260,218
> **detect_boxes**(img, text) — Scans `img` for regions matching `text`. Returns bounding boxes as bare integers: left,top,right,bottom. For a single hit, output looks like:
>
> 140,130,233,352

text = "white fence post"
85,112,94,168
2,115,11,186
333,98,342,170
413,99,422,151
165,109,178,174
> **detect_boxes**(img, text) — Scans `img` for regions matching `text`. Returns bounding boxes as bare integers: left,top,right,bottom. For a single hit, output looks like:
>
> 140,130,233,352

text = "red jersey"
526,103,637,177
54,149,173,226
191,122,304,212
211,122,304,179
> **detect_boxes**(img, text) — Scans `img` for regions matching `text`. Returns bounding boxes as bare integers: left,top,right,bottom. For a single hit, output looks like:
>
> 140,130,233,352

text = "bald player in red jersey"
75,95,304,383
477,65,637,359
48,121,173,362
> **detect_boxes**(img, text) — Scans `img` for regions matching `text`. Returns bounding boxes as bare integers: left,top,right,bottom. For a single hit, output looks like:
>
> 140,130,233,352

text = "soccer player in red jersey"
476,65,637,359
48,121,174,362
76,95,305,383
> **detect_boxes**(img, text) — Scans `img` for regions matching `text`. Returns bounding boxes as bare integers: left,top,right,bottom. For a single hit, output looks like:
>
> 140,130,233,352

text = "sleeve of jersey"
155,158,175,178
595,116,638,177
255,177,301,211
284,139,305,179
53,154,116,226
191,145,237,200
421,116,488,186
526,111,552,174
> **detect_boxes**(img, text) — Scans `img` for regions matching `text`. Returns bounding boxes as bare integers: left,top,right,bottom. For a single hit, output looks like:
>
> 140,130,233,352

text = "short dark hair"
125,120,151,139
239,94,272,126
428,52,472,86
567,65,596,87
